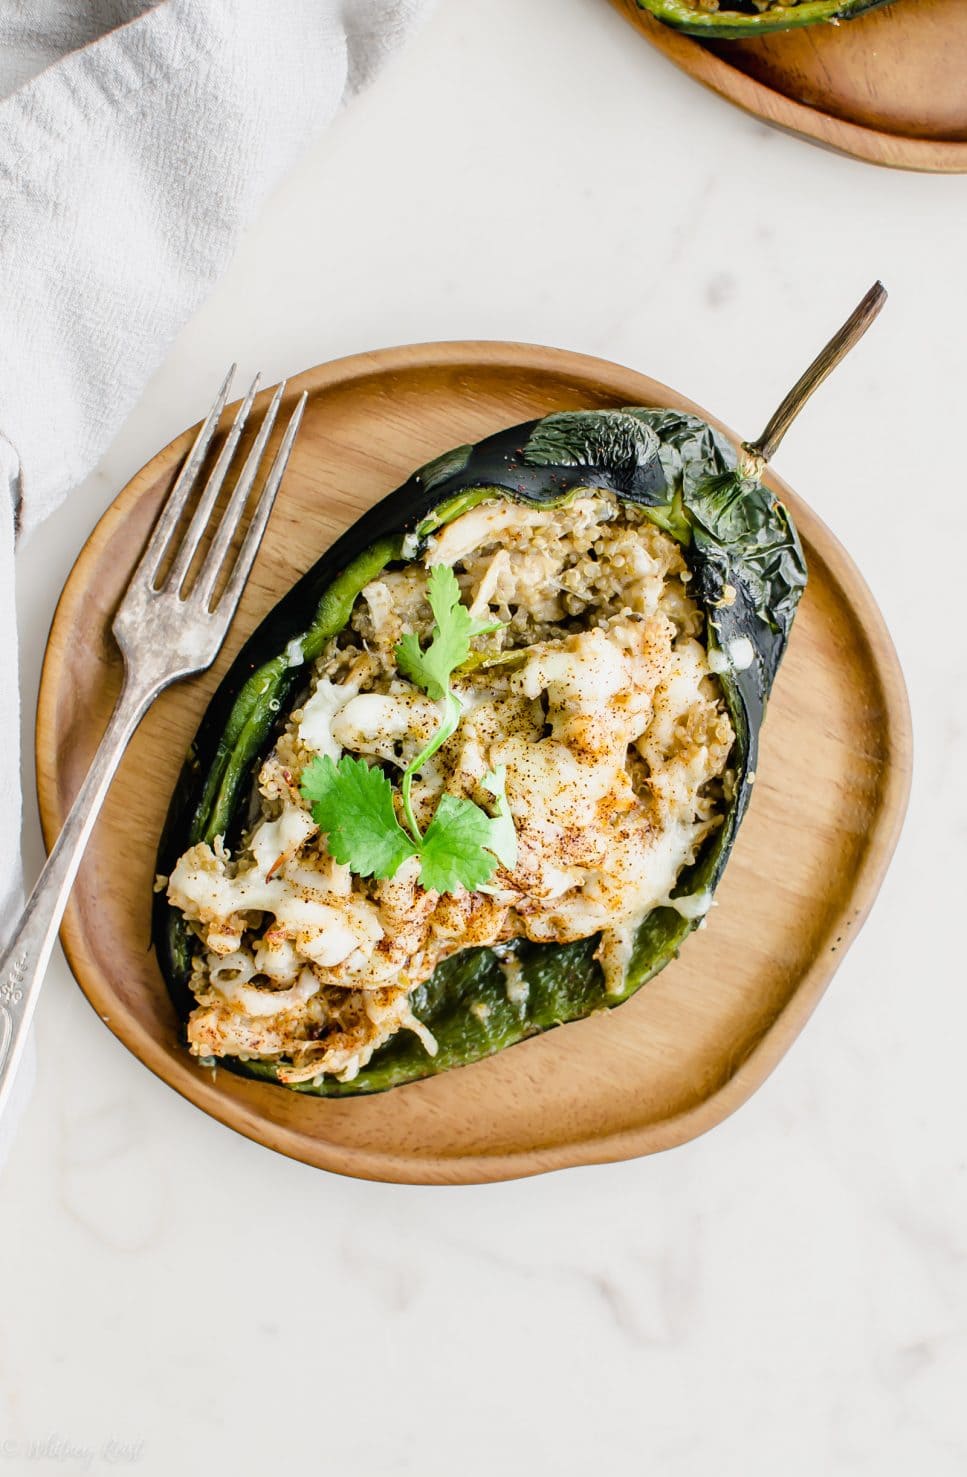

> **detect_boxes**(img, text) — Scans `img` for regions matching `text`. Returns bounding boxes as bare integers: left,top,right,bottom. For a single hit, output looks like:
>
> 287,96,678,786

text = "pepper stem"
738,281,887,478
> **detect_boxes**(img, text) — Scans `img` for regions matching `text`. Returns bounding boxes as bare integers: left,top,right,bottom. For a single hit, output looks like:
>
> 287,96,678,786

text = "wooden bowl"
36,342,911,1184
610,0,967,172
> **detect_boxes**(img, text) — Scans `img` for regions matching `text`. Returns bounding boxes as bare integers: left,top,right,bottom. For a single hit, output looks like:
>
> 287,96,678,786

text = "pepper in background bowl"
635,0,895,38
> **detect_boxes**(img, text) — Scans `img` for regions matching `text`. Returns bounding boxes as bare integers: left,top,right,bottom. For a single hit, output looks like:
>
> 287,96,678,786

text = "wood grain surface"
611,0,967,172
35,342,911,1184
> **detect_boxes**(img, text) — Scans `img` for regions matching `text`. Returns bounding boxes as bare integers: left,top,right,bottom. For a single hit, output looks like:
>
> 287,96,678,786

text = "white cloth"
0,0,430,1146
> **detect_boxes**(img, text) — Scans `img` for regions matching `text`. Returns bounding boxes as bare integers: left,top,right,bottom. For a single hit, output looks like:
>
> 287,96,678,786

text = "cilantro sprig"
300,566,517,893
300,754,415,880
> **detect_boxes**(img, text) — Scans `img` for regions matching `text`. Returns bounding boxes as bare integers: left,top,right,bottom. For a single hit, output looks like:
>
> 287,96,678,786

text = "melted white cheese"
209,966,320,1018
249,807,317,877
330,691,439,766
708,636,754,675
665,889,713,921
298,667,369,758
728,637,754,671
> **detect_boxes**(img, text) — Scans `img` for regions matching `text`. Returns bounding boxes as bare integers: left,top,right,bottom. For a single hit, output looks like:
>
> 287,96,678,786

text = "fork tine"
165,372,261,594
132,364,235,586
215,392,307,616
192,380,286,610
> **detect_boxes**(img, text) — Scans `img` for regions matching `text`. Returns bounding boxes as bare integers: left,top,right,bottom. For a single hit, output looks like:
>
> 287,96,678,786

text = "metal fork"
0,367,307,1119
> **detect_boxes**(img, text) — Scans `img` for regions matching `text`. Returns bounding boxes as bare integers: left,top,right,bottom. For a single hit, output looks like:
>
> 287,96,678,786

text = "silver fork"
0,367,307,1119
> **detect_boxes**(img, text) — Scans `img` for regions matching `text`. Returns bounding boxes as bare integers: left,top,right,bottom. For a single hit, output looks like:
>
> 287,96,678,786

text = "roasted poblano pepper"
155,285,885,1096
636,0,895,38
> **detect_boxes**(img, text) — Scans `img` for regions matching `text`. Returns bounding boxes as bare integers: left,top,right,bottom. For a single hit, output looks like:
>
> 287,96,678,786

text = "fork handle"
0,674,156,1120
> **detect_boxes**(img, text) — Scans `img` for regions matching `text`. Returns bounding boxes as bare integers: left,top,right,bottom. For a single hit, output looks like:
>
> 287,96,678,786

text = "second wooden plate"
37,342,910,1183
611,0,967,172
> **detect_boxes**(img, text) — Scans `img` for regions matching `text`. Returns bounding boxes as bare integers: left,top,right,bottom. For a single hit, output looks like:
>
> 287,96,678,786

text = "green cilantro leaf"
481,766,518,870
418,795,499,894
300,754,416,880
396,564,502,700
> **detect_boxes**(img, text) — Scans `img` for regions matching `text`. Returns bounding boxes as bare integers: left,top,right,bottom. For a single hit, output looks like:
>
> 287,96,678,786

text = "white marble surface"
2,0,965,1472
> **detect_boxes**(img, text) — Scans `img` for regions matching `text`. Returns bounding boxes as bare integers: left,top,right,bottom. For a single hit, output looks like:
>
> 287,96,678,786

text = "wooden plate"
36,342,911,1184
610,0,967,172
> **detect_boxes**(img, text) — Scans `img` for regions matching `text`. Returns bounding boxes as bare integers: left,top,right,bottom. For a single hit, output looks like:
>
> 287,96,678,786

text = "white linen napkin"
0,0,431,1149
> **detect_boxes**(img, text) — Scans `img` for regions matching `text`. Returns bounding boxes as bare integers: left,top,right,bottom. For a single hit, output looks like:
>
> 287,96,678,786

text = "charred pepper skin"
154,409,806,1096
636,0,895,38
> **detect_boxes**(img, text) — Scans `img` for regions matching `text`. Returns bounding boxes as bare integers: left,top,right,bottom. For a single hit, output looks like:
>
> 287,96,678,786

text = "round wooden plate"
611,0,967,172
37,342,911,1184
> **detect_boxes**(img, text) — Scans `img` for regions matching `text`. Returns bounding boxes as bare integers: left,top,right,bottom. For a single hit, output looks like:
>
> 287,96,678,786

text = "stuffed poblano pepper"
636,0,895,38
156,285,885,1096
